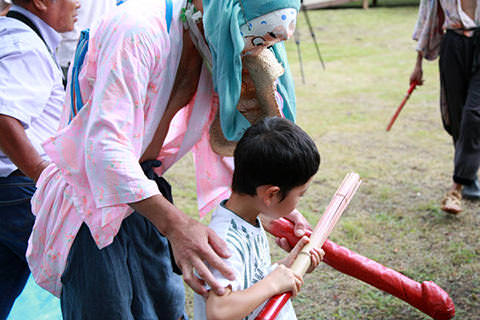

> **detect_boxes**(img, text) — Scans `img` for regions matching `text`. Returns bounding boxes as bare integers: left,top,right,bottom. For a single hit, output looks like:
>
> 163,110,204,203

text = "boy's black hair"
232,117,320,200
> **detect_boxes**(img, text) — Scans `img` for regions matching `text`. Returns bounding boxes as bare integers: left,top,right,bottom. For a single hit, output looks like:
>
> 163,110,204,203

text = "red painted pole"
263,218,455,320
386,82,417,131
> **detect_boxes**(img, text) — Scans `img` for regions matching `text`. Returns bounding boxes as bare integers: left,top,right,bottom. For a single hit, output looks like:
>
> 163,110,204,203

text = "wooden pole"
255,172,361,320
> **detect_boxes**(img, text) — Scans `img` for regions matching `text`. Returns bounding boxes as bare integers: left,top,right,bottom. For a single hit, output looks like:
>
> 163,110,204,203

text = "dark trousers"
61,160,187,320
440,30,480,185
0,174,36,320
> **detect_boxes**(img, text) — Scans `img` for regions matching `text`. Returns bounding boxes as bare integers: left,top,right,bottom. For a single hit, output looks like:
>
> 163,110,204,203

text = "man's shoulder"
98,0,171,36
0,17,47,56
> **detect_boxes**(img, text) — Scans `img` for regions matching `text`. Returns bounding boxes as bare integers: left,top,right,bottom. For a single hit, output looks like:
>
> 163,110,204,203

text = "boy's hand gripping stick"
256,172,361,320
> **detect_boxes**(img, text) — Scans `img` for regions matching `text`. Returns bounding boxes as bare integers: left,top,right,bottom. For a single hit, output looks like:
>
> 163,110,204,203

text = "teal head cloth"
202,0,300,141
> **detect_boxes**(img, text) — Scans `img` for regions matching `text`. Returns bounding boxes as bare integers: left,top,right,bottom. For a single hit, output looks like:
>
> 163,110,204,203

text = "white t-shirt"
194,201,297,320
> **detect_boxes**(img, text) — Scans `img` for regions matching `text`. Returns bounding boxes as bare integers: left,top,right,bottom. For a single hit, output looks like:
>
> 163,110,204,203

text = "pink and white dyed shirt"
26,0,234,297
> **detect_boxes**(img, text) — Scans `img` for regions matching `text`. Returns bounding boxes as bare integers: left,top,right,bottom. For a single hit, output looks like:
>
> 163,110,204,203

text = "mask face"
241,8,297,56
202,1,299,150
209,48,285,156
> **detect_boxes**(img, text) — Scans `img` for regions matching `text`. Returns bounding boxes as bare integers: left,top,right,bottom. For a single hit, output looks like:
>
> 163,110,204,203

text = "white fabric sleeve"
0,46,54,129
204,242,245,292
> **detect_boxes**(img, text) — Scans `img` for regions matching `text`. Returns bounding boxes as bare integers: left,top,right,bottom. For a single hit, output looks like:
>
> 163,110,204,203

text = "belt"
8,169,26,177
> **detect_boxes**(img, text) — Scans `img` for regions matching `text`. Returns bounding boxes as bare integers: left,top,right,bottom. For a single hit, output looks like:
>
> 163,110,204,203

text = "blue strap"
69,0,173,122
165,0,172,33
69,29,89,123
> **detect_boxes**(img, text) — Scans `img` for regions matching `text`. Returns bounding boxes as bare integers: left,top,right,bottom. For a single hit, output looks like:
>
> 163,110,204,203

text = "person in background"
0,0,79,319
194,117,324,320
410,0,480,214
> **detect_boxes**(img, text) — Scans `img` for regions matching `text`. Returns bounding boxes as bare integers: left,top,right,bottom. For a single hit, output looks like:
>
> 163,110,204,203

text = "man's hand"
274,209,311,252
409,66,424,86
0,114,49,182
132,195,236,297
410,51,424,86
31,160,50,183
167,217,236,297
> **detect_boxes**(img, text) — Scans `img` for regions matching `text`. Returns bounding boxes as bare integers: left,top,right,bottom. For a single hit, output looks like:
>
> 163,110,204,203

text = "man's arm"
410,51,424,86
0,114,49,182
130,195,236,296
205,264,302,320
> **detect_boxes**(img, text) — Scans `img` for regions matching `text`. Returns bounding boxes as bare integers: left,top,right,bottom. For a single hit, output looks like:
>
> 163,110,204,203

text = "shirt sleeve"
412,0,443,60
205,241,245,292
0,43,55,128
83,16,168,208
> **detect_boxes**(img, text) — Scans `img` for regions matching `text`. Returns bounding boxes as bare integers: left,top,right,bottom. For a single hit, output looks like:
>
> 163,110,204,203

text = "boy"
194,117,323,320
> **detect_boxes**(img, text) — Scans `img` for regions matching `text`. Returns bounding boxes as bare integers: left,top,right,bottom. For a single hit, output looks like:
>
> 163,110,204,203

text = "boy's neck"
224,193,261,226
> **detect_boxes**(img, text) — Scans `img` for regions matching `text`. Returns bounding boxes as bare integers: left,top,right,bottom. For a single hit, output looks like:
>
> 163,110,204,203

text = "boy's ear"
257,185,280,207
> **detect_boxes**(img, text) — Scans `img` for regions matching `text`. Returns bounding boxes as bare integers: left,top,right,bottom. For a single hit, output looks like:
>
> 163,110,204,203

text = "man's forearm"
0,114,49,181
415,51,423,68
130,194,188,236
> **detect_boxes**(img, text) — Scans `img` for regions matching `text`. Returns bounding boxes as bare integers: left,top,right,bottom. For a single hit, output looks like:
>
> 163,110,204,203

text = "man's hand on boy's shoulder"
167,217,236,297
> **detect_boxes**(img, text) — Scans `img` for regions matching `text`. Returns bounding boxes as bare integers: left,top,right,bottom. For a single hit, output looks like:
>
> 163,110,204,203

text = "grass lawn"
165,1,480,319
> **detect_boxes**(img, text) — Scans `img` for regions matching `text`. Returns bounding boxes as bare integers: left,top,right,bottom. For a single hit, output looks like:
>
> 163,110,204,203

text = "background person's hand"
410,51,424,86
409,65,424,86
168,217,235,297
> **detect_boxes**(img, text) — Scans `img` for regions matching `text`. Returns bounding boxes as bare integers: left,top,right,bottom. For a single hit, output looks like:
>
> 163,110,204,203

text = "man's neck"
224,194,261,226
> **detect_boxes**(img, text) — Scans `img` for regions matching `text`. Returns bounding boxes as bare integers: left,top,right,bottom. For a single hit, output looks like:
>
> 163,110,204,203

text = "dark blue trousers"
60,160,187,319
0,174,36,320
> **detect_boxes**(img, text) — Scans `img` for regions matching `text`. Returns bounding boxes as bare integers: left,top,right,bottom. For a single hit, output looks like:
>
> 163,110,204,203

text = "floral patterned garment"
26,0,235,297
413,0,480,60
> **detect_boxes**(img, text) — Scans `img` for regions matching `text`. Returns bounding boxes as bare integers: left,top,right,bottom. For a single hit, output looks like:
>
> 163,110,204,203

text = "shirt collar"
10,5,62,55
218,200,262,233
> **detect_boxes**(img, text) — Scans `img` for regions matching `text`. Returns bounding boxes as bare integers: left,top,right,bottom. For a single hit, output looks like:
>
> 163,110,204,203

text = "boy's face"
264,177,313,219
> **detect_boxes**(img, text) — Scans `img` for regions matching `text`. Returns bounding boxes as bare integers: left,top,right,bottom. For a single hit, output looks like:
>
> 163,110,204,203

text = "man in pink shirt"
27,0,310,319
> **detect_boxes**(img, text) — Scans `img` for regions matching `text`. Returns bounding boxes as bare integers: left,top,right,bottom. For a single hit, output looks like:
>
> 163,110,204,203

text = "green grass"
165,2,480,319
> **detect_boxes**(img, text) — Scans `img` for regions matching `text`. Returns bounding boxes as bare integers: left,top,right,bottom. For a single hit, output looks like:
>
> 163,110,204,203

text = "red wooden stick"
262,218,455,320
386,82,417,131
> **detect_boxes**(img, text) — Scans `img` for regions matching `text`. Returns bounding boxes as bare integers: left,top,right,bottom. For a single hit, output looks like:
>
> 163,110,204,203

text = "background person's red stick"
262,218,455,320
386,81,417,131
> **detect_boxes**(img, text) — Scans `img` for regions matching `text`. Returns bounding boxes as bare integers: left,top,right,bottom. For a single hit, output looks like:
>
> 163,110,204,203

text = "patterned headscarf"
202,0,300,141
